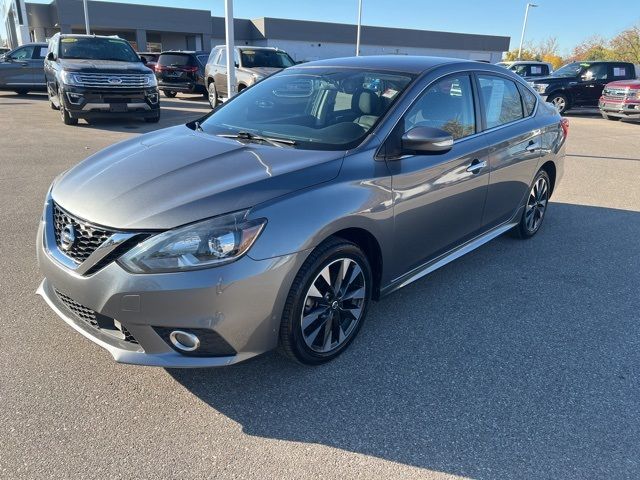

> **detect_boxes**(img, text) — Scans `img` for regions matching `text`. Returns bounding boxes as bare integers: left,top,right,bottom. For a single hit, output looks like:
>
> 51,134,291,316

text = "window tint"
196,55,208,66
217,49,227,65
158,53,194,66
404,74,476,140
9,45,35,60
519,85,537,116
59,37,139,62
478,75,523,128
584,64,608,80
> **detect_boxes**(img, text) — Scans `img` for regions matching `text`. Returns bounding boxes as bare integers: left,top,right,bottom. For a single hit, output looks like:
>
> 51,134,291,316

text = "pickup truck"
529,61,637,114
599,80,640,121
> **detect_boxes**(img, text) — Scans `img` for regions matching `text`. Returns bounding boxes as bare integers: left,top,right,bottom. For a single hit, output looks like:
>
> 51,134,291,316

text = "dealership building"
3,0,509,62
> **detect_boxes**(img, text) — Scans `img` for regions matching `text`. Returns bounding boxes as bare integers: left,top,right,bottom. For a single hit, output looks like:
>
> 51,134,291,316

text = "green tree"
610,25,640,63
569,36,616,61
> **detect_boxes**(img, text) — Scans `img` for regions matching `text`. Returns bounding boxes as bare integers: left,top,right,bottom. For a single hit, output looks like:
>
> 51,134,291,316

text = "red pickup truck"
599,79,640,121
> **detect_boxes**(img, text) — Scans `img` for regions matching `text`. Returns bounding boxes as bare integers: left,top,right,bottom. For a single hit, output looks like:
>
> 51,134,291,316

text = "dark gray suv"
0,42,48,94
37,56,567,367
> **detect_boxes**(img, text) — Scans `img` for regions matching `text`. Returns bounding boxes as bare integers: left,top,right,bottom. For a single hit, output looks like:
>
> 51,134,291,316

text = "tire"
279,238,372,365
145,111,161,123
601,113,621,121
512,169,551,239
14,89,29,95
207,82,218,108
547,93,569,114
58,90,78,125
163,90,177,98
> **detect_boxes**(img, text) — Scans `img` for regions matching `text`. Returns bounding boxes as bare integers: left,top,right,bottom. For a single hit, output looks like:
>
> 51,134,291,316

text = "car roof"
57,34,122,39
160,50,209,55
214,45,281,51
501,61,550,65
12,42,48,47
293,55,474,74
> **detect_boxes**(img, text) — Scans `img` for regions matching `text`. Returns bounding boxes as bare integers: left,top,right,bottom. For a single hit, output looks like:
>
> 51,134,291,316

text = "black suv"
44,34,160,125
529,61,637,114
155,51,209,98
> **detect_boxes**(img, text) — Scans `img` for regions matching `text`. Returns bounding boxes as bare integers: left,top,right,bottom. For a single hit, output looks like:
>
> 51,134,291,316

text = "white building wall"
264,39,502,64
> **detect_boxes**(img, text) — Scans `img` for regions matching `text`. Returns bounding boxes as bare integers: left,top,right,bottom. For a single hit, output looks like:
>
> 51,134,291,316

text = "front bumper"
61,86,160,119
36,219,307,367
599,100,640,119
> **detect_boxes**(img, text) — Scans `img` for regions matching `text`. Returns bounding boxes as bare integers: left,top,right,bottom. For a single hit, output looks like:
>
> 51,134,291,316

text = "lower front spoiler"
36,279,258,368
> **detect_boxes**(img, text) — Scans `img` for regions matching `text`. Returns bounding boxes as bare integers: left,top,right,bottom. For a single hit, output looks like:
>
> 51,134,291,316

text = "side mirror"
46,52,54,61
401,126,454,154
140,56,147,64
234,61,239,68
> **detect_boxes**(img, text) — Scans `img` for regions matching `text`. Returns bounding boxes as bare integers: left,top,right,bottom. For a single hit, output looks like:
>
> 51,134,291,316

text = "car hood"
58,58,152,74
605,79,640,88
51,125,345,229
240,66,282,77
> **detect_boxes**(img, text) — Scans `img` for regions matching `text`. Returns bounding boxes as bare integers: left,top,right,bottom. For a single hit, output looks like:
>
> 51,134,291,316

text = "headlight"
118,211,266,273
143,73,157,87
535,83,549,93
60,70,81,86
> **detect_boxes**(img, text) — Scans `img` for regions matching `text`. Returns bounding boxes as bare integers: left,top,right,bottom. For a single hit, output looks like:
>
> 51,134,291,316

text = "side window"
208,48,219,64
519,84,537,116
36,46,49,59
478,75,523,129
611,65,629,79
217,49,227,66
583,64,608,81
404,74,476,140
9,45,35,60
542,64,550,75
512,65,527,77
530,65,544,76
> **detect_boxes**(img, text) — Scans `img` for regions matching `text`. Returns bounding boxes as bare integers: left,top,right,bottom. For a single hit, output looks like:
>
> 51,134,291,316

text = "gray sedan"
37,56,567,367
0,42,48,94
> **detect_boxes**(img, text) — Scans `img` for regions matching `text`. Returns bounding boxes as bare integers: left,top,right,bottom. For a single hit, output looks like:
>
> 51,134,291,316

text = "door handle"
466,159,486,174
525,141,540,153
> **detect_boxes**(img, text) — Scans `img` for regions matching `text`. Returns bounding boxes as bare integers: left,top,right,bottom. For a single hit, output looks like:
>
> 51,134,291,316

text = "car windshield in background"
199,68,414,150
552,62,586,77
58,37,140,62
240,49,295,68
158,53,193,66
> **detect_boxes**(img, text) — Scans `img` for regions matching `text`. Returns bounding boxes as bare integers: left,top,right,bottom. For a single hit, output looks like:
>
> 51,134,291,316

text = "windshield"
58,37,140,62
199,68,415,150
552,62,587,77
240,49,295,68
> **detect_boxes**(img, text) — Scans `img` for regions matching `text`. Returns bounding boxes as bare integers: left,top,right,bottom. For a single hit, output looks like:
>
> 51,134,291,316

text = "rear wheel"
512,170,550,239
163,90,177,98
207,82,219,108
279,238,372,365
14,89,29,95
548,93,569,114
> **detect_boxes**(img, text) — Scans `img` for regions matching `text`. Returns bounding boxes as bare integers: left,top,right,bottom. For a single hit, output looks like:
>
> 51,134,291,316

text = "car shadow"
563,108,602,119
168,202,640,479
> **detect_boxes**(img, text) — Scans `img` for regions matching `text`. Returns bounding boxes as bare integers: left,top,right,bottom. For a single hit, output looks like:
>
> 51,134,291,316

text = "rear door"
213,48,228,97
387,73,490,276
477,74,542,228
0,45,35,87
30,45,48,86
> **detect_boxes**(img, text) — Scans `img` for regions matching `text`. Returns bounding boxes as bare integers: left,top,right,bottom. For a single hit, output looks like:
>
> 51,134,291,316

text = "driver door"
575,64,609,105
385,73,490,278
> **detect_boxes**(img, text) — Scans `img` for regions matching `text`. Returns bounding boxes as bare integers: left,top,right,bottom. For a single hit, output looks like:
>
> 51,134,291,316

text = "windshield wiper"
218,131,296,147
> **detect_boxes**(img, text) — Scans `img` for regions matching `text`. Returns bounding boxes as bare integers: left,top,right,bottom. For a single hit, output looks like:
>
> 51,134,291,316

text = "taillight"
182,66,198,73
560,118,569,138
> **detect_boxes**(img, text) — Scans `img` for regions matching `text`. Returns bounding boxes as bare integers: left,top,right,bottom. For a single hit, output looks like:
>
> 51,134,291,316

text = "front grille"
53,202,113,263
74,73,151,89
54,288,139,345
603,88,628,98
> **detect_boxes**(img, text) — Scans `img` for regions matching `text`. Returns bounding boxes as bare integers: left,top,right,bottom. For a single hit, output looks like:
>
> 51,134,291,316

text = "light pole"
224,0,236,99
518,3,538,60
83,0,90,34
356,0,362,56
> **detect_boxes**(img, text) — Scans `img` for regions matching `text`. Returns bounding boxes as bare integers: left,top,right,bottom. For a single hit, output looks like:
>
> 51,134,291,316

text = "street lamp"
356,0,362,56
224,0,236,99
518,3,538,60
83,0,90,34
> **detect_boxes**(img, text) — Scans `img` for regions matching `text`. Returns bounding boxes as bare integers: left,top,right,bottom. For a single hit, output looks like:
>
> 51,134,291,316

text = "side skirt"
380,219,519,298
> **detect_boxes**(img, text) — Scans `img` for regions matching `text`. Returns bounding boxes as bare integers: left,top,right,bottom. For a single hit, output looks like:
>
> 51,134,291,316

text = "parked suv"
155,50,209,98
37,56,566,367
497,61,552,79
529,61,637,114
599,79,640,121
0,42,48,94
138,52,160,71
44,34,160,125
205,45,295,107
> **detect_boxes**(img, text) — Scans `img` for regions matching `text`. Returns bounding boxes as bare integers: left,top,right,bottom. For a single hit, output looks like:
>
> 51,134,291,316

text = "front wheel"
163,90,177,98
207,82,219,108
58,90,78,125
279,239,372,365
548,93,569,114
512,170,551,239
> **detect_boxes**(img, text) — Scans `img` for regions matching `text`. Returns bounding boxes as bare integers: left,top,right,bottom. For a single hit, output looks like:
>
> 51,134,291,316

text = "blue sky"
15,0,640,55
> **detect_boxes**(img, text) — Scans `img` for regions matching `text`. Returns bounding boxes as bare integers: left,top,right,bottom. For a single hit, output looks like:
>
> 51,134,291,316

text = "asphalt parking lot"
1,91,639,480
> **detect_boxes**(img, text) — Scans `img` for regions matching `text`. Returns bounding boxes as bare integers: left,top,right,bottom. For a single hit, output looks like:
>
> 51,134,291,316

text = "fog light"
147,92,159,104
66,92,83,105
169,330,200,352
